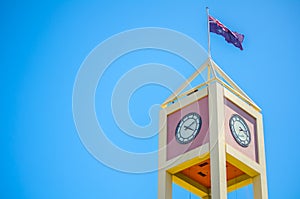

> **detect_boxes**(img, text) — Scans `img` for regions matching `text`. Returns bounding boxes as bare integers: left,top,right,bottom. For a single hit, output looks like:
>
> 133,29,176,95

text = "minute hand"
184,121,195,130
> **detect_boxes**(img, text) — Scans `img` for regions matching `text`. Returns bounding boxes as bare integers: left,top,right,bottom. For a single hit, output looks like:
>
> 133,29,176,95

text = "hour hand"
184,126,194,131
184,121,195,131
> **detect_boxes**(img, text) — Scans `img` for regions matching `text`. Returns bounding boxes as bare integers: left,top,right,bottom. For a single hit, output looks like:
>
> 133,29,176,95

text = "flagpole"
206,7,211,58
206,7,216,79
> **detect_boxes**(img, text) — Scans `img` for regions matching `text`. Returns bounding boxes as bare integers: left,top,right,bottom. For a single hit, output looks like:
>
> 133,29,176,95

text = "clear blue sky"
1,0,300,198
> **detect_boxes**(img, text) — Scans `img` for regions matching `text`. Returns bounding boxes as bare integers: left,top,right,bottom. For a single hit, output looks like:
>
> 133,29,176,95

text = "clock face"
229,114,251,147
175,112,202,144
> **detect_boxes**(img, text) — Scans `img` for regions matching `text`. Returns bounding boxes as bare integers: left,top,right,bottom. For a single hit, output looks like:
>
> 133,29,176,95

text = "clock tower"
158,58,268,199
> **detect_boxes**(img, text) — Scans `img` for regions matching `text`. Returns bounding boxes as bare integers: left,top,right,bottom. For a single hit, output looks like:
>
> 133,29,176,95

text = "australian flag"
209,15,244,50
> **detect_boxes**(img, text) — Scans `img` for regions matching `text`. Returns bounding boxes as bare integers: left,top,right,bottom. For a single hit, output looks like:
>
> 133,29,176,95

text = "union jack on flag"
209,15,244,50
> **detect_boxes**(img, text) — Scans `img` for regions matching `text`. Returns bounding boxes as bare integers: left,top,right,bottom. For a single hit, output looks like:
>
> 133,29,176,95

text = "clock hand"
187,121,195,128
184,126,194,131
184,121,196,130
237,127,247,139
239,126,245,132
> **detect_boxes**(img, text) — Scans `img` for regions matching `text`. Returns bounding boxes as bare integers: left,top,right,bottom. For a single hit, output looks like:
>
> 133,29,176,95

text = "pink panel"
167,97,209,161
224,98,258,162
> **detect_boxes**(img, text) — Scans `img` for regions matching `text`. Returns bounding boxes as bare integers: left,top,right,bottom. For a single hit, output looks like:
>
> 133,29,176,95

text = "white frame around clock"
229,114,251,148
175,112,202,144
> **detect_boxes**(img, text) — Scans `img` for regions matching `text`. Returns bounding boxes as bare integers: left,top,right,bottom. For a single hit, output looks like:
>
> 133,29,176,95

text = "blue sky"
1,0,300,198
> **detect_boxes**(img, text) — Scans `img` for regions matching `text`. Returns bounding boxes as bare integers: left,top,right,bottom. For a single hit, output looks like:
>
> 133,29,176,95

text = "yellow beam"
227,174,253,193
173,173,209,197
226,146,260,177
167,153,209,174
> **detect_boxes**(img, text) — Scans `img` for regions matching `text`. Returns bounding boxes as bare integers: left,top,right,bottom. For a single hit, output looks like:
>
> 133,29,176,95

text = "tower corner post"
208,81,227,199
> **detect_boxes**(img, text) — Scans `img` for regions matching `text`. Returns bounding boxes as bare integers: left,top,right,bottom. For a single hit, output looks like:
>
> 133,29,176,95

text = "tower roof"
161,58,261,111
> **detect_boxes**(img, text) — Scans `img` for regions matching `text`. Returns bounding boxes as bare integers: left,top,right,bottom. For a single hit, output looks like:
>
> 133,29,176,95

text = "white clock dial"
175,112,202,144
229,114,251,147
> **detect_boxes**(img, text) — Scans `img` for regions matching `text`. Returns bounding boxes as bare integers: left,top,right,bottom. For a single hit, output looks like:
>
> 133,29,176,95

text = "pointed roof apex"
161,57,261,111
